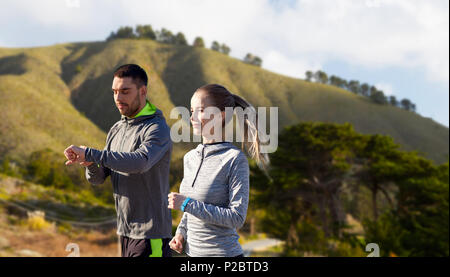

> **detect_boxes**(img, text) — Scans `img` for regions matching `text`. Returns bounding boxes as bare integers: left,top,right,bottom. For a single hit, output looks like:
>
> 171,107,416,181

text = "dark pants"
120,236,172,257
187,254,245,257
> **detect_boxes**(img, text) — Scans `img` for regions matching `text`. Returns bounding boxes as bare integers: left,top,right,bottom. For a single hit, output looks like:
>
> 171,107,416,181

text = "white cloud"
1,0,89,28
262,0,449,83
375,82,394,96
1,0,448,84
263,50,322,79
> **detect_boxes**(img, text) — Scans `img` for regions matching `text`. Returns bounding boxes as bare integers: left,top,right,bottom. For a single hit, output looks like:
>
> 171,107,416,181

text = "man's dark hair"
113,64,148,88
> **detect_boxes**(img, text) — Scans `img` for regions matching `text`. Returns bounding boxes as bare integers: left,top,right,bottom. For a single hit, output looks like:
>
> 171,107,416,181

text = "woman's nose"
190,111,199,122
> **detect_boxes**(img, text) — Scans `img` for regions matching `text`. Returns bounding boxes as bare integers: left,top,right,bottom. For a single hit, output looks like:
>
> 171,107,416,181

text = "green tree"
305,71,314,82
334,77,349,90
0,157,17,177
360,83,370,97
114,26,136,39
353,134,403,221
251,121,448,256
329,75,341,87
389,95,398,107
106,31,116,41
253,122,361,243
244,53,253,64
136,24,156,40
243,53,262,67
252,56,262,67
211,41,220,51
174,32,188,45
220,44,231,55
157,28,175,44
314,71,328,84
341,79,349,90
348,80,361,94
397,162,449,256
364,159,449,256
369,87,388,105
400,98,413,111
193,37,205,48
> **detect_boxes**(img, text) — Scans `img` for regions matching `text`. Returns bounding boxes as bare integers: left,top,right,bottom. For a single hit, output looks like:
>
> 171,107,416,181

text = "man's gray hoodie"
84,108,172,240
176,142,250,257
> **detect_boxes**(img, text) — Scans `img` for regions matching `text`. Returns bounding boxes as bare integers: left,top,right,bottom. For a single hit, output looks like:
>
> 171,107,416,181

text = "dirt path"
241,238,282,257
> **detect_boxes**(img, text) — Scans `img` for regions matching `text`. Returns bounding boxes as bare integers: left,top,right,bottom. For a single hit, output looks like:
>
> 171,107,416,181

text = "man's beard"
120,94,141,117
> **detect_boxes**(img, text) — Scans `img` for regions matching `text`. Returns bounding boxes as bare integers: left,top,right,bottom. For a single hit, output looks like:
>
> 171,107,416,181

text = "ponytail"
232,94,270,172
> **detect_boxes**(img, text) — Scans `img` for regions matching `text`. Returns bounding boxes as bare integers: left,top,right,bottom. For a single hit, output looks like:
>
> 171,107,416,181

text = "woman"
167,84,269,257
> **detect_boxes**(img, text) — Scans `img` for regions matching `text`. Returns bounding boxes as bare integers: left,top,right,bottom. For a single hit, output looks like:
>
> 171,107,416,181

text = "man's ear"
140,85,147,98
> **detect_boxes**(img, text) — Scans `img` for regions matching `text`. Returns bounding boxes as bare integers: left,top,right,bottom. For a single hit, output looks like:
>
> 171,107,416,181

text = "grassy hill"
0,45,106,164
0,39,448,167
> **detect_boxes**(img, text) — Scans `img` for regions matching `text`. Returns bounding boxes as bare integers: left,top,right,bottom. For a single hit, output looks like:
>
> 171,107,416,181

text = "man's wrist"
85,162,97,168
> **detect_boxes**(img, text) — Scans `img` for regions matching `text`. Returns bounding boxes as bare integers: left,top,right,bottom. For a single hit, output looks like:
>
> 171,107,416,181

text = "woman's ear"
221,110,226,128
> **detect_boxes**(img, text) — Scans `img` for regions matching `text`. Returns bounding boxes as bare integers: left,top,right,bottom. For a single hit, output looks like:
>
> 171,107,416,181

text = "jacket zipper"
191,146,205,187
119,118,129,151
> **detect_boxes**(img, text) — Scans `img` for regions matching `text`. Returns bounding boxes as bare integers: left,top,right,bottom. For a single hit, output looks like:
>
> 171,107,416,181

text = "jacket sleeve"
85,129,113,185
85,163,111,185
84,122,171,174
175,212,188,239
184,154,249,229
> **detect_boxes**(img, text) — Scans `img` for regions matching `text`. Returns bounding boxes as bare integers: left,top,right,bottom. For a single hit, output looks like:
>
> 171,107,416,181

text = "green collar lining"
133,101,157,118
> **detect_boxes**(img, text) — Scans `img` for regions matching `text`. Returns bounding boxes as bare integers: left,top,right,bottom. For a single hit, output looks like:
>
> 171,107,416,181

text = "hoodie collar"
195,141,237,158
121,104,162,125
133,101,157,118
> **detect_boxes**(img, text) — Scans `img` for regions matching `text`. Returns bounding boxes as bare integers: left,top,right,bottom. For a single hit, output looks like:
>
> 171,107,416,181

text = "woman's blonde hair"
195,84,270,171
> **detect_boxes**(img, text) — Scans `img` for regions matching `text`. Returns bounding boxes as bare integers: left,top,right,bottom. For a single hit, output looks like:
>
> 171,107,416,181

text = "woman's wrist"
180,197,191,212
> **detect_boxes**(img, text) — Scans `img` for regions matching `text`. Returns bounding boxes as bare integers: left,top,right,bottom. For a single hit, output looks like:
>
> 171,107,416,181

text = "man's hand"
64,145,92,166
168,192,187,210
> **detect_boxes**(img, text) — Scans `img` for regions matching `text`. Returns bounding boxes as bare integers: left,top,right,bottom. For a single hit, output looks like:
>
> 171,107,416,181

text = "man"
64,64,173,257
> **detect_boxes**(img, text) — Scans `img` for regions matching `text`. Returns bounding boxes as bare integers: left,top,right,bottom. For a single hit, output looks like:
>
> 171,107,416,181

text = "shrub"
26,210,53,231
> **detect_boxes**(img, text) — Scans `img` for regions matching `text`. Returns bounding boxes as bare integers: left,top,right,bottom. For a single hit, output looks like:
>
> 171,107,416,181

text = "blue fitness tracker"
181,197,191,212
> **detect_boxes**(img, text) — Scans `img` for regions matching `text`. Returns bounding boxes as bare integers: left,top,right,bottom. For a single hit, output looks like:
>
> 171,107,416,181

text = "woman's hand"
168,192,187,210
169,233,185,254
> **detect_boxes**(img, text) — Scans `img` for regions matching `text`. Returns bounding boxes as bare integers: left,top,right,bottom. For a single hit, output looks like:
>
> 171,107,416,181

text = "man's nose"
115,92,125,102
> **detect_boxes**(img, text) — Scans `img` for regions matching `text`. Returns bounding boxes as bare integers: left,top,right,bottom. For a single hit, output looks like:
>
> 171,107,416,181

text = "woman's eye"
190,109,204,115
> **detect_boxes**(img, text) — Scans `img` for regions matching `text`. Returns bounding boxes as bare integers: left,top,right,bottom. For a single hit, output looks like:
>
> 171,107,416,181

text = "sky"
0,0,448,127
